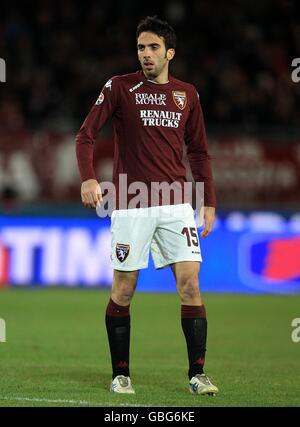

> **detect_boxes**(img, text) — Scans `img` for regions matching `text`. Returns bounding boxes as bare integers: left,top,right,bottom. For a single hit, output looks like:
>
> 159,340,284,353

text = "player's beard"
143,64,157,79
144,69,156,79
143,59,166,80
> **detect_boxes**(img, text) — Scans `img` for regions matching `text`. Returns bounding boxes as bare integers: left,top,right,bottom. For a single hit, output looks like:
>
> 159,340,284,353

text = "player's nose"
143,47,153,57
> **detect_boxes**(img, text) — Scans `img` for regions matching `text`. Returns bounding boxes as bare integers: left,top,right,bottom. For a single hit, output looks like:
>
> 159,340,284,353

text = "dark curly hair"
136,16,177,51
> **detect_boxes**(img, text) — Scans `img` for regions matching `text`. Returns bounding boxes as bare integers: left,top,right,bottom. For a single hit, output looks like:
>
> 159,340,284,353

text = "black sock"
105,298,130,379
181,304,207,380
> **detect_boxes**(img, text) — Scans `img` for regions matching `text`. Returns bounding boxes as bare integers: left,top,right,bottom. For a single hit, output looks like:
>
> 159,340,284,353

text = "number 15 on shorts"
181,227,199,247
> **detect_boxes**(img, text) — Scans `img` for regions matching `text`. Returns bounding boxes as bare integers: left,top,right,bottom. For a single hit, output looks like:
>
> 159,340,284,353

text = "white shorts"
111,203,202,271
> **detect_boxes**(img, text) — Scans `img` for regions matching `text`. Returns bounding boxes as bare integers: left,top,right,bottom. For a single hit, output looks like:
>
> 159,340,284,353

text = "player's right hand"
81,179,102,209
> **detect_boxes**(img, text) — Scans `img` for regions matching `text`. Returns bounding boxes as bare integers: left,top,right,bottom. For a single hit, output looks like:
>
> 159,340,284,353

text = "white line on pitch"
0,397,90,405
0,396,152,407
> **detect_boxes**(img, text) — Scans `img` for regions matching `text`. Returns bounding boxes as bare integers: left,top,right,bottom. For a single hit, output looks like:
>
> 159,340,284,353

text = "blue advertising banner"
0,212,299,294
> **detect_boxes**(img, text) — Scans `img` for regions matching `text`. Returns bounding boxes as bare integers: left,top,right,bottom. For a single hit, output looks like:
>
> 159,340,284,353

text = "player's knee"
112,285,135,305
112,271,138,304
121,281,136,298
177,274,200,301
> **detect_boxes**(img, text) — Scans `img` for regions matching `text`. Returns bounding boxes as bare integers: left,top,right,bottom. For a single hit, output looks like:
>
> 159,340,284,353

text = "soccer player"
76,16,218,396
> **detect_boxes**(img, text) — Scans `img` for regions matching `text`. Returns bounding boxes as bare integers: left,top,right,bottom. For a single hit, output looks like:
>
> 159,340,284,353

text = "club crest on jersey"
116,243,130,262
172,91,187,110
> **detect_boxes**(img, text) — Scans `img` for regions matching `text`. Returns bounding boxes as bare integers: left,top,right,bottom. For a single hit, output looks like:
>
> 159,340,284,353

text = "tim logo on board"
239,234,300,294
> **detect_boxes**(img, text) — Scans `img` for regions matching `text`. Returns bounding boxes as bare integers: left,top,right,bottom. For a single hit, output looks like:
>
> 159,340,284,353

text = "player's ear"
167,49,175,61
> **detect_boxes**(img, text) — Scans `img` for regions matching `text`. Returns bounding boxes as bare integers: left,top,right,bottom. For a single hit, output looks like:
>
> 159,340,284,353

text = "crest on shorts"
116,243,130,262
172,91,187,110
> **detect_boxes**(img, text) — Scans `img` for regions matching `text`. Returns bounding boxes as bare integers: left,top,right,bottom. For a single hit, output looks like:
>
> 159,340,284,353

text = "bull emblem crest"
116,243,130,262
172,91,187,110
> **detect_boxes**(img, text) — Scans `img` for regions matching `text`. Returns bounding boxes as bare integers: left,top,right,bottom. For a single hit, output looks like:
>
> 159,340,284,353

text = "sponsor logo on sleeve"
95,92,104,105
105,79,112,90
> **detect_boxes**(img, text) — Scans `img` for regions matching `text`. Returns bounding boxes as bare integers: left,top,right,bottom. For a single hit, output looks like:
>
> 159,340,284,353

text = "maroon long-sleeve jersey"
76,70,216,208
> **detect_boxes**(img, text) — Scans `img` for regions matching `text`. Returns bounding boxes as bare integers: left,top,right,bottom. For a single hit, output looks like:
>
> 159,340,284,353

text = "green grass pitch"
0,288,299,407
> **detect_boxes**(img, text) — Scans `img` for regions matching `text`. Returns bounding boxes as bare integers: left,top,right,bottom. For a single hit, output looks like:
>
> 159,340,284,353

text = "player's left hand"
201,206,215,238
